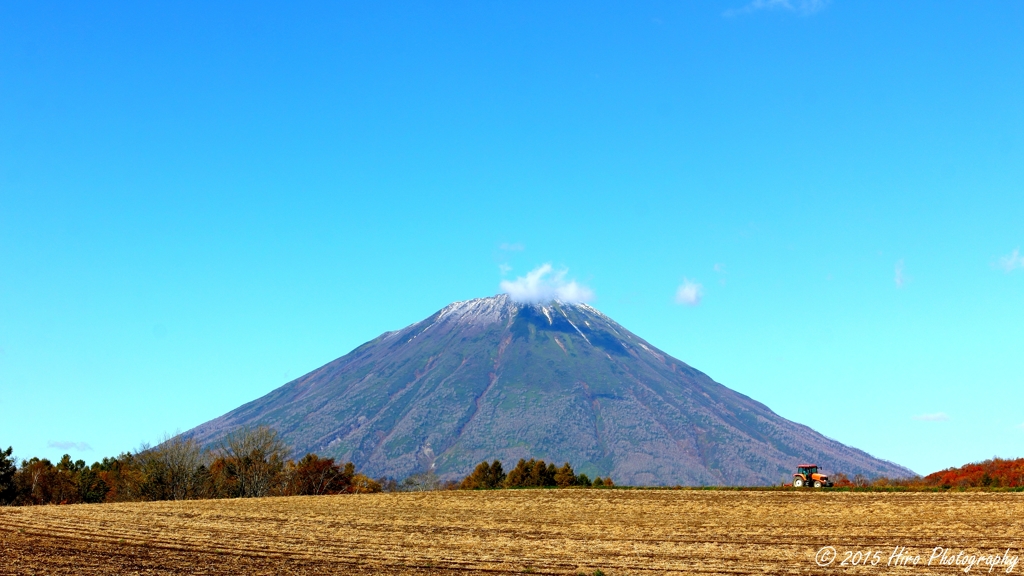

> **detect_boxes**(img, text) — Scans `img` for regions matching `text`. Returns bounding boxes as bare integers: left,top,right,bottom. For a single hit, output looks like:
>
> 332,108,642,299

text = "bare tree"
219,426,289,498
139,434,209,500
160,435,207,500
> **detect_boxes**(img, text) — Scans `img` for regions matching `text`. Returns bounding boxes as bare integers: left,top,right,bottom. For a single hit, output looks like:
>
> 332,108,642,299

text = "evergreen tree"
52,455,83,504
77,464,109,503
0,447,16,505
530,460,544,486
504,459,531,488
486,460,506,488
460,461,492,490
554,462,576,487
460,460,508,490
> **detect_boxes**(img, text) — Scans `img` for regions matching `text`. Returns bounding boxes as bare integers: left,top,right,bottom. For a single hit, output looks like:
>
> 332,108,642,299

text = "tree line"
0,433,619,506
827,457,1024,490
8,430,1020,504
459,459,613,490
0,426,381,506
916,457,1024,489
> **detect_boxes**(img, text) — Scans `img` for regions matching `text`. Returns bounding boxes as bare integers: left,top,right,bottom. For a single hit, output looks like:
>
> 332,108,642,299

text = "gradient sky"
2,1,1022,476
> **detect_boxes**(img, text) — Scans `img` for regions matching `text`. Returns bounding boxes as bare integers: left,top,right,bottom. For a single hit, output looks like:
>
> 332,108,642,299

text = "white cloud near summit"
912,412,949,422
675,279,703,306
724,0,828,17
894,259,906,288
500,264,594,304
996,248,1024,272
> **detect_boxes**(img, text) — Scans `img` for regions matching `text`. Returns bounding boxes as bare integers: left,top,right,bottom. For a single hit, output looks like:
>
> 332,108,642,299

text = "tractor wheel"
793,478,804,488
814,481,822,488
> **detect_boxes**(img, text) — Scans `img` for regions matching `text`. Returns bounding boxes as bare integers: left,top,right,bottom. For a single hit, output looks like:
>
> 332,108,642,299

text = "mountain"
183,294,913,485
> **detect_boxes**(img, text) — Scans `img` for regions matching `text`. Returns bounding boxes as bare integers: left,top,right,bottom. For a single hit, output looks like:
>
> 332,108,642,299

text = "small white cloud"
47,440,92,451
912,412,949,422
724,0,828,17
995,248,1024,272
894,259,906,288
500,264,594,304
674,279,703,306
499,242,524,252
498,263,512,275
713,263,727,285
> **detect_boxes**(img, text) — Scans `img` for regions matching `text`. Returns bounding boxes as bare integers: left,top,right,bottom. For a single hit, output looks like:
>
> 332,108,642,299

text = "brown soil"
1,490,1022,575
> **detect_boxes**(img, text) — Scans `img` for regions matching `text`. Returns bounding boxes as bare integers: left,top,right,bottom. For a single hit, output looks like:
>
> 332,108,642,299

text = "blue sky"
1,1,1021,476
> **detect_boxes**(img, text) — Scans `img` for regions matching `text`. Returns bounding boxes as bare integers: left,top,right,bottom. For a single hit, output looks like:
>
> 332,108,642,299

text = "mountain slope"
183,295,913,485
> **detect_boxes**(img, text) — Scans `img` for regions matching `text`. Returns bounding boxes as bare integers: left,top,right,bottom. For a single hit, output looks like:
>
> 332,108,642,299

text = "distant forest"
824,458,1024,490
2,428,1022,506
0,426,614,507
0,427,384,506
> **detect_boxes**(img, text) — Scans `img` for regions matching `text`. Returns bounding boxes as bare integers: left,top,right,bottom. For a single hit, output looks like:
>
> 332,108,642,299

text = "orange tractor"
793,464,833,488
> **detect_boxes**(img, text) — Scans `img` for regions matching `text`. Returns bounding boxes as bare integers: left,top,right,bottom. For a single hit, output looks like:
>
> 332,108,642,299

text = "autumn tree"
531,460,555,487
486,460,506,488
14,458,53,504
348,473,383,493
460,460,506,490
94,453,147,502
207,456,238,498
831,473,855,488
287,454,353,496
554,462,576,487
460,461,491,490
52,455,83,504
504,459,557,488
504,459,529,487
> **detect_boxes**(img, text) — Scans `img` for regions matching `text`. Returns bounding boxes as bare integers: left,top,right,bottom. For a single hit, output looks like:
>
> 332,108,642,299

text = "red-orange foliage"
287,454,356,495
920,458,1024,489
830,472,856,488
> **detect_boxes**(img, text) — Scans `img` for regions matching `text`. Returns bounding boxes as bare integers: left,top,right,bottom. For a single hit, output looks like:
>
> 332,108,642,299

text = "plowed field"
2,490,1022,575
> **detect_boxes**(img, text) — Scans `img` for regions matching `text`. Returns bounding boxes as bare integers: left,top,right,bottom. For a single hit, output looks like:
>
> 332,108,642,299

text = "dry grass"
2,490,1023,575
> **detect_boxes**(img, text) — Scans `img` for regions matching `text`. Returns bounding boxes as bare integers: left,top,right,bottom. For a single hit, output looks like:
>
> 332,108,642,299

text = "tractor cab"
798,465,818,477
793,463,833,488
